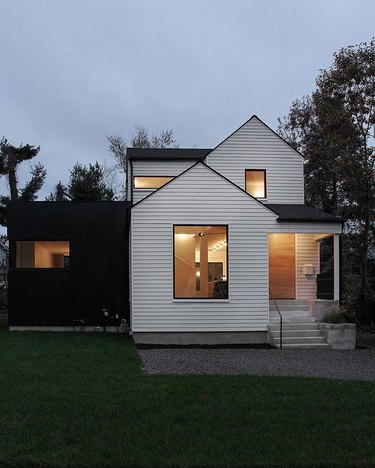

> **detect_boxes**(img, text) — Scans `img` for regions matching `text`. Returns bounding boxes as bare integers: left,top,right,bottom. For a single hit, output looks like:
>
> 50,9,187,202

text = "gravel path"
138,348,375,381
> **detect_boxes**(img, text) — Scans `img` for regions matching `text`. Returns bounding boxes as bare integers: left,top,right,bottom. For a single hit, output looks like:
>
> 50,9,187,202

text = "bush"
322,309,355,324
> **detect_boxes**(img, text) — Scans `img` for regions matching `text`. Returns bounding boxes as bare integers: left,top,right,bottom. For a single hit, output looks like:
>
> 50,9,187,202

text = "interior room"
174,225,228,299
15,241,70,269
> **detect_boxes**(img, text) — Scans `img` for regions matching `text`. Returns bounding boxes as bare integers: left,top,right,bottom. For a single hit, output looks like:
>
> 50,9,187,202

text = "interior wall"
16,242,35,268
174,234,196,297
207,249,227,278
35,243,52,268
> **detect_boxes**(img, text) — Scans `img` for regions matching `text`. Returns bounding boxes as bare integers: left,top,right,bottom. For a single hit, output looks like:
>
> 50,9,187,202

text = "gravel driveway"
138,347,375,381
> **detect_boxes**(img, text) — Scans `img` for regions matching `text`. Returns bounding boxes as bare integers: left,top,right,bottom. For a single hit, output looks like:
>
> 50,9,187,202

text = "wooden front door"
269,233,295,299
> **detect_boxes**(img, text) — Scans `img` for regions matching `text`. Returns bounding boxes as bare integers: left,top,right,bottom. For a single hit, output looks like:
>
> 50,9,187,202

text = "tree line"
1,39,374,322
0,126,176,220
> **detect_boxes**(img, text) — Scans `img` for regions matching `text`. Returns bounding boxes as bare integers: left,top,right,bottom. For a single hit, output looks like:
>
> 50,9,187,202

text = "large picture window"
15,241,70,269
245,170,266,198
174,226,228,299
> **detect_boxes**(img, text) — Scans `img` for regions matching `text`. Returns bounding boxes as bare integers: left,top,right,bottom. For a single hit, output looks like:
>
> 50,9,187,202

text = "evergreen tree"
0,138,46,225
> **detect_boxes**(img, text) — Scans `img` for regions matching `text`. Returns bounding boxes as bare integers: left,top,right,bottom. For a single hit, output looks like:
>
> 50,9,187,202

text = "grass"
0,320,374,467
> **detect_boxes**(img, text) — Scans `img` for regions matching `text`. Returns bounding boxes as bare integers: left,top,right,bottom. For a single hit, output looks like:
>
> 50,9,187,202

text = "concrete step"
270,316,315,323
272,330,323,338
270,304,310,310
270,312,313,318
270,300,308,304
268,300,328,348
270,310,312,316
273,336,326,345
276,343,330,349
270,323,320,331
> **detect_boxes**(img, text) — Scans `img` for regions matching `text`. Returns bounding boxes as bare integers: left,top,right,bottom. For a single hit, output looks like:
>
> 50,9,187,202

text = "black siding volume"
7,201,130,327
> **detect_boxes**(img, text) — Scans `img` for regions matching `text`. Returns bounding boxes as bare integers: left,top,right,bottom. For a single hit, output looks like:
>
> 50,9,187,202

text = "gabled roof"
204,115,305,160
265,204,343,222
132,160,278,217
128,115,303,162
127,148,211,161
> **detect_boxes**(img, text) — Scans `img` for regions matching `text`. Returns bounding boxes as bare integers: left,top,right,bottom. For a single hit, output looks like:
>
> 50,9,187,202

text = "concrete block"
319,323,356,350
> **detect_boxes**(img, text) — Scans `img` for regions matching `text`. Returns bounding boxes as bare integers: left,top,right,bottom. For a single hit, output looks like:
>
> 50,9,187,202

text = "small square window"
245,170,266,198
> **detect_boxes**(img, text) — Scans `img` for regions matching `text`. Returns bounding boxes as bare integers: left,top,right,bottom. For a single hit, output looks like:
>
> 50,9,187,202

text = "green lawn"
0,322,374,467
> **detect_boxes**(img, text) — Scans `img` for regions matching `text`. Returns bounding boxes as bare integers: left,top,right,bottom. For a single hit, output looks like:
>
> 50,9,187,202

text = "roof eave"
276,218,344,223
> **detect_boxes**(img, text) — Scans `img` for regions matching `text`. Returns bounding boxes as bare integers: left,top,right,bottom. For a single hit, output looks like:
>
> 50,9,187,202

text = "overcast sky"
1,0,375,198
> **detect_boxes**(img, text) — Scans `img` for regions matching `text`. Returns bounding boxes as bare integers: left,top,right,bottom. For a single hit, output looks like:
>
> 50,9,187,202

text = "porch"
268,233,341,348
268,232,341,302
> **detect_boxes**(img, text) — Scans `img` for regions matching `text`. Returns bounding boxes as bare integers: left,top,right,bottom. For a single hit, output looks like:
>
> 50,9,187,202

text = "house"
7,115,343,347
129,116,342,347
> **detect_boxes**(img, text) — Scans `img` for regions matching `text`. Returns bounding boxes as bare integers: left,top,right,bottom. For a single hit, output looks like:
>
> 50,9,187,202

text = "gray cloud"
1,0,374,197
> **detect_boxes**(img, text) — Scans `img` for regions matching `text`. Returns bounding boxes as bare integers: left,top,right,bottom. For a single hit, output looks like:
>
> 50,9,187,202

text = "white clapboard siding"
296,234,320,300
206,116,305,204
131,160,196,203
131,163,278,332
131,163,342,332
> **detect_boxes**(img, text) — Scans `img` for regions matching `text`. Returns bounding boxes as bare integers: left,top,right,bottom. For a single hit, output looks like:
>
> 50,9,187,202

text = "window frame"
173,224,229,300
13,239,71,270
133,175,175,190
245,169,267,199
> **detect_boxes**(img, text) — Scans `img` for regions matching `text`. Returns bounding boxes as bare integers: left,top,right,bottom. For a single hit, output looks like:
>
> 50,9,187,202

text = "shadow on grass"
0,314,7,330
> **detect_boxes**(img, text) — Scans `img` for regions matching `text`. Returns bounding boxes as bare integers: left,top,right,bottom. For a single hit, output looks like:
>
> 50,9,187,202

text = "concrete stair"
269,300,329,349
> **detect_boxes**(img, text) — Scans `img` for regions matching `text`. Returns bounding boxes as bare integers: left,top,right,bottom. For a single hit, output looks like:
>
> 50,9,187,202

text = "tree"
68,162,115,201
130,126,175,149
107,127,176,200
0,138,46,225
278,38,375,321
107,135,127,199
46,182,71,202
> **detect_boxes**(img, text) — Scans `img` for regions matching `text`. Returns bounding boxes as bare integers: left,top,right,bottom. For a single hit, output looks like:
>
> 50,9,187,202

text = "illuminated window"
174,226,228,299
15,241,70,269
133,176,174,189
245,170,266,198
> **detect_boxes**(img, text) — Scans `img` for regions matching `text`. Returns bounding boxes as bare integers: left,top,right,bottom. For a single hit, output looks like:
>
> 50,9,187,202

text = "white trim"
333,234,340,301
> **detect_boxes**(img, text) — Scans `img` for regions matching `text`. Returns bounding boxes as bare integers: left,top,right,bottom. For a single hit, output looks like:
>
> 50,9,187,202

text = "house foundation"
133,331,268,346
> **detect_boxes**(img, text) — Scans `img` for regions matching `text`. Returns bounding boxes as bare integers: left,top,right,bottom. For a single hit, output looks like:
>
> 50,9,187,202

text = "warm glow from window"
134,176,174,189
16,241,70,269
174,225,228,299
245,170,266,198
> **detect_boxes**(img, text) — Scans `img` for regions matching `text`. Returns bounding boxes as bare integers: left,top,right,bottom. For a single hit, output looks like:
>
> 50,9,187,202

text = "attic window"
133,176,174,189
245,170,266,198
